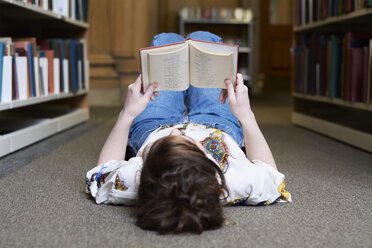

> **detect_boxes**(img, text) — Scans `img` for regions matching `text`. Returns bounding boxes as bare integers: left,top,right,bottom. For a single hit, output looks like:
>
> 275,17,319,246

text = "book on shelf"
18,0,89,22
0,37,88,103
292,33,372,104
295,0,372,26
139,39,238,92
179,7,252,22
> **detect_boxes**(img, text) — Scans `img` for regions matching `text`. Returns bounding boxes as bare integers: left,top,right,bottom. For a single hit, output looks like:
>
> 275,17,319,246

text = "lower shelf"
0,109,89,157
292,112,372,152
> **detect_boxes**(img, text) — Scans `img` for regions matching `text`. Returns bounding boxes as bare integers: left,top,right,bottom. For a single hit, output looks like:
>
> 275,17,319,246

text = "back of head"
136,135,227,234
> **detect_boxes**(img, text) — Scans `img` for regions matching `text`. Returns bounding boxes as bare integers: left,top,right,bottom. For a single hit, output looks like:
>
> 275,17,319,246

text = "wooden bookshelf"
0,0,90,157
294,7,372,32
291,3,372,153
0,0,89,28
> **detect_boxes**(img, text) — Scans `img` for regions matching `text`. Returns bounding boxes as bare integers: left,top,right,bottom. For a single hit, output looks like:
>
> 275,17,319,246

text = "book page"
189,42,233,88
147,45,189,91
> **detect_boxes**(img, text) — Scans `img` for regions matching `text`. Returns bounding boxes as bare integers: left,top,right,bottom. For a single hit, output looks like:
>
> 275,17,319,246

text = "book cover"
39,56,48,96
69,39,78,92
1,55,12,103
367,40,372,104
350,48,363,102
53,58,60,94
41,50,54,94
0,42,4,101
14,38,40,98
319,35,328,96
33,57,41,97
13,42,32,98
330,35,342,98
139,39,239,92
15,56,28,100
326,39,332,97
64,39,73,93
50,39,65,92
345,33,372,101
362,46,369,103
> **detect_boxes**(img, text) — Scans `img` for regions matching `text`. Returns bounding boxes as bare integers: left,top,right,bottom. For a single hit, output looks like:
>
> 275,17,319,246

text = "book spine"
0,42,4,101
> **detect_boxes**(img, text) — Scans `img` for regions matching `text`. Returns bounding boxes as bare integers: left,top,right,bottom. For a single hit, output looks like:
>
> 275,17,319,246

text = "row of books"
292,33,372,104
0,37,88,103
179,7,252,22
294,0,372,26
17,0,89,22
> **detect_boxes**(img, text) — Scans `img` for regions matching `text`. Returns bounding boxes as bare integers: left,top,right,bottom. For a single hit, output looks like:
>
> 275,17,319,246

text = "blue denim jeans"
128,31,243,154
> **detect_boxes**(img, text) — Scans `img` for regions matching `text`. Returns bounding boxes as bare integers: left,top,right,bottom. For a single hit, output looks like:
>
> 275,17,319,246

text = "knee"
150,33,185,46
186,31,223,43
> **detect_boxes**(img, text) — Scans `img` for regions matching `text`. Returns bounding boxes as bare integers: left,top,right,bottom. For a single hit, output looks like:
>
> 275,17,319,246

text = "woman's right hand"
219,73,253,121
121,75,159,121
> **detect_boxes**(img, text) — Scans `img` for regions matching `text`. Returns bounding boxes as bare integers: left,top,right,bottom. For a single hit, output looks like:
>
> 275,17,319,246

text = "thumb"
224,79,236,103
143,82,158,100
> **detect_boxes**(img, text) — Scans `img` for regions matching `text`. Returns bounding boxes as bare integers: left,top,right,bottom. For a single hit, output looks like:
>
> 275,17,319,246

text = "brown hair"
136,135,228,234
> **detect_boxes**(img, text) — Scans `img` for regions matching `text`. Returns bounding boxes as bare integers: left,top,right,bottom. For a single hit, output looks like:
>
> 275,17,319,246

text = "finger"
154,91,159,97
150,95,155,101
224,78,236,103
219,89,227,104
132,75,142,90
235,73,244,91
144,82,158,100
222,90,228,104
219,89,225,101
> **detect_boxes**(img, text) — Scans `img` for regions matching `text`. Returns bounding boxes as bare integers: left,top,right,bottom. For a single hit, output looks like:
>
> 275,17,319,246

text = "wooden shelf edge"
0,109,89,158
294,8,372,32
0,90,88,111
0,102,11,111
0,135,11,157
1,0,89,29
292,92,372,111
291,112,372,152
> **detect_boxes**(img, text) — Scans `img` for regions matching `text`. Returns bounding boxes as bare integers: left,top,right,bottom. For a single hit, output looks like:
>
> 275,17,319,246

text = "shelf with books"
0,0,89,157
291,1,372,152
0,0,89,28
294,7,372,32
179,8,254,86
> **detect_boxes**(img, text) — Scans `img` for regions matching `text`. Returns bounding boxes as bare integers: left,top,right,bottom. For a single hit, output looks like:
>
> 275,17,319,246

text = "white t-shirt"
86,124,292,206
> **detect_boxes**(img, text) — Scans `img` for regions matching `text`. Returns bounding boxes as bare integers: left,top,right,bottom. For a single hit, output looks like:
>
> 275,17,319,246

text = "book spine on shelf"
295,0,372,26
19,0,89,21
0,42,4,101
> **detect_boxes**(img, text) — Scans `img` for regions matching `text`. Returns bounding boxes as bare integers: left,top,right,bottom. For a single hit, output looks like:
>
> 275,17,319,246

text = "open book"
139,39,238,91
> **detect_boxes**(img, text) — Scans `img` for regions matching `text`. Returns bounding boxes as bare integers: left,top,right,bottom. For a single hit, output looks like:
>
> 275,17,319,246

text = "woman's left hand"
121,75,159,120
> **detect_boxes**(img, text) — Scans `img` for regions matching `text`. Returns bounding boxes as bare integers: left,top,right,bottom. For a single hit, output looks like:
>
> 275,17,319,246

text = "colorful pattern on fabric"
157,124,175,131
115,172,129,191
257,201,271,206
230,196,249,205
201,130,230,173
89,167,110,188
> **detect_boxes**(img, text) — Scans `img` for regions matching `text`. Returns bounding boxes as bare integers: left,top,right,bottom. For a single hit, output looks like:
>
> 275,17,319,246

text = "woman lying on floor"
86,31,291,234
